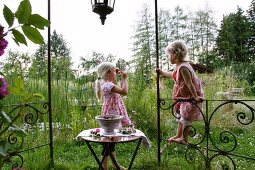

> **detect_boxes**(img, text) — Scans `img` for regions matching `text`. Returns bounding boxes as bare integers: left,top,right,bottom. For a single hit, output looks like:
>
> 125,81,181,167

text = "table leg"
102,143,120,170
84,140,104,170
128,137,142,170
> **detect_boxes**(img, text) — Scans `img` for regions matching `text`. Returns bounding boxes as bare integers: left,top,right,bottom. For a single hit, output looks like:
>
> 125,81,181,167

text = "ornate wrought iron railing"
0,102,49,169
158,99,255,169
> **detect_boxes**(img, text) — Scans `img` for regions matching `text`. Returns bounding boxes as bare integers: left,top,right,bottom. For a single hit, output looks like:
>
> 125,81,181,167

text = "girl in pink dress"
95,61,132,170
157,40,203,145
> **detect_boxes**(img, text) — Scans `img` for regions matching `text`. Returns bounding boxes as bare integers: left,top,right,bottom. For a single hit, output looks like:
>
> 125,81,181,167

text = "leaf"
8,125,27,136
0,110,12,124
32,93,45,101
15,0,31,24
13,77,24,90
3,5,14,27
7,86,22,96
11,29,28,46
0,112,27,136
22,25,44,44
0,140,9,157
28,14,50,30
23,93,33,103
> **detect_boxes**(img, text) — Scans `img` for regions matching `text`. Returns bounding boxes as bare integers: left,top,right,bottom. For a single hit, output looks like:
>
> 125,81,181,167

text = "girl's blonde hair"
95,62,116,101
165,40,189,61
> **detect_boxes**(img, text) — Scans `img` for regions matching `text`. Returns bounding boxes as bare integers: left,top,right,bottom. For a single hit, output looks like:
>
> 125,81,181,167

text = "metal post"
154,0,160,165
47,0,54,165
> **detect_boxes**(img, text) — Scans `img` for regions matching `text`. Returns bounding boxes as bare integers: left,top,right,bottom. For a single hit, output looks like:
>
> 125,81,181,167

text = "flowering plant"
0,77,8,99
0,25,8,56
0,0,49,168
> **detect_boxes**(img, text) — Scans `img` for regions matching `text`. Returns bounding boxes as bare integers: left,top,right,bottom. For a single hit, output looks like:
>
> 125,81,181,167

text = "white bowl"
95,115,123,135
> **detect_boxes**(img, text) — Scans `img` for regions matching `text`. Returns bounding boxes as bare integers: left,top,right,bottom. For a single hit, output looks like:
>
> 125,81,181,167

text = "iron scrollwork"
1,102,48,169
159,99,255,169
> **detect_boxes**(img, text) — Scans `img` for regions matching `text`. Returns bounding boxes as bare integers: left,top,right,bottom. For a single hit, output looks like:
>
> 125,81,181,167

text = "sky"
0,0,252,67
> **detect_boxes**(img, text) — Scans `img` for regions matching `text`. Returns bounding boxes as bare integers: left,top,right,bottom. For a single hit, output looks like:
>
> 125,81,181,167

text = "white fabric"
76,128,151,147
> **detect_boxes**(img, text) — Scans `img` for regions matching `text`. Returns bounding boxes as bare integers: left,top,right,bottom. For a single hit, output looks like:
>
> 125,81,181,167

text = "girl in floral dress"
95,61,132,170
157,40,204,145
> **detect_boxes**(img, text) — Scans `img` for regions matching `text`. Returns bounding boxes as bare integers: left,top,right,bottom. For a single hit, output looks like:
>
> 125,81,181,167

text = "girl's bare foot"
119,165,127,170
167,136,179,144
172,137,188,145
113,165,127,170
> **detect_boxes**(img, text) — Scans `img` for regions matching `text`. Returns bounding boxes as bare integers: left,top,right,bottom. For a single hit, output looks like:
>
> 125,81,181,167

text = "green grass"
2,131,254,170
17,140,197,170
1,71,255,169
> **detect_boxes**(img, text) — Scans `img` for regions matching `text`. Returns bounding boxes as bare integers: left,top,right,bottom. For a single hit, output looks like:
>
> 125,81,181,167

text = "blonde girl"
157,40,203,145
95,61,132,170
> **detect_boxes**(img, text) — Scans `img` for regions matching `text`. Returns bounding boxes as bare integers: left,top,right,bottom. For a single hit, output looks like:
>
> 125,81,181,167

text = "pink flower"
0,25,8,56
0,38,8,56
0,78,8,99
0,25,4,34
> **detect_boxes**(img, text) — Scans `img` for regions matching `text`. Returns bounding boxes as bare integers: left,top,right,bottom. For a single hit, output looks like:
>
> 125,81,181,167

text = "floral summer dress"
173,62,203,122
101,81,132,126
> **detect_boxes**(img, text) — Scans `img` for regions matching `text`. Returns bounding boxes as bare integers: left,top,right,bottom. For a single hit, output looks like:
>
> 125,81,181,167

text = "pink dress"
173,62,203,121
101,81,132,126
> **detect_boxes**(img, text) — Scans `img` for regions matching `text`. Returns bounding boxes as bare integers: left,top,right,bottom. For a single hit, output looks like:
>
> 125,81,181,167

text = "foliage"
29,30,73,81
157,9,172,69
2,111,254,170
116,58,129,71
0,77,45,168
79,51,116,74
131,4,155,80
131,3,255,72
1,1,255,169
171,5,188,40
131,4,218,71
215,7,251,66
193,8,218,66
1,50,31,79
2,0,50,45
0,0,49,168
246,0,255,58
28,43,48,78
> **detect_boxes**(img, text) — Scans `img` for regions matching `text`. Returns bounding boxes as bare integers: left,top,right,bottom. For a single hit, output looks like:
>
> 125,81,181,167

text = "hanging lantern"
91,0,115,25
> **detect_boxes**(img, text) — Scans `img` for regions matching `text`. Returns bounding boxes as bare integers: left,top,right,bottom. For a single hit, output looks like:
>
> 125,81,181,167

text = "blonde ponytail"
95,61,116,102
95,78,102,102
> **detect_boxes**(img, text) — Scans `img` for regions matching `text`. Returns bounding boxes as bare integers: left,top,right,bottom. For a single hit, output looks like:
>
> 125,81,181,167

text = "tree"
215,7,250,66
246,0,255,60
51,30,73,81
29,30,73,82
186,10,199,62
79,51,116,75
116,58,129,71
157,9,172,70
28,43,48,78
131,4,155,82
171,5,188,40
193,7,217,66
2,50,31,79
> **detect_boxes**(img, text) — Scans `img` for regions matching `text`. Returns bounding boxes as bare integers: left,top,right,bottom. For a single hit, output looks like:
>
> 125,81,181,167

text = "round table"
78,130,142,170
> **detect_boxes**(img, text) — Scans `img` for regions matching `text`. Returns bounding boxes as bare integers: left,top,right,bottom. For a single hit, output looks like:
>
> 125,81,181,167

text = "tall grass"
2,70,255,169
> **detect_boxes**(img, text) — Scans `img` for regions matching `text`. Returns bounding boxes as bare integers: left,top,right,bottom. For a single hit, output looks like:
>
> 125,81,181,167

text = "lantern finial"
91,0,115,25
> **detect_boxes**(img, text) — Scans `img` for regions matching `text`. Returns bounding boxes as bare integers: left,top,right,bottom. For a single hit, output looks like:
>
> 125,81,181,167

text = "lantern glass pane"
108,0,115,8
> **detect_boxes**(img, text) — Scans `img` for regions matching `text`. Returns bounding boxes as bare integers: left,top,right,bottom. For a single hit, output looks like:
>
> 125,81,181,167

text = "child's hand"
121,71,127,79
156,68,162,75
194,96,203,102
